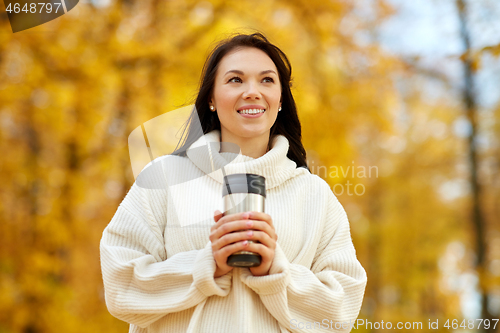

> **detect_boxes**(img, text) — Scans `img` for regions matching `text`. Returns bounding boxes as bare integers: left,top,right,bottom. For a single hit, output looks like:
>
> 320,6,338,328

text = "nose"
242,81,262,99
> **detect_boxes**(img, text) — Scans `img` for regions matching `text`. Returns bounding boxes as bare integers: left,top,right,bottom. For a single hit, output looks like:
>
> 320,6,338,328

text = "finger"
215,220,276,244
211,211,224,232
211,219,276,244
248,212,273,227
212,229,254,252
244,220,275,239
214,211,251,229
215,240,252,260
213,252,232,269
247,230,276,249
210,219,254,242
214,210,223,221
244,242,273,261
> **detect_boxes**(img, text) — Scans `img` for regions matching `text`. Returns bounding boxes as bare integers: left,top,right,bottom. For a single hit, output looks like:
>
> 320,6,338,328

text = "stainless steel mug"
222,173,266,267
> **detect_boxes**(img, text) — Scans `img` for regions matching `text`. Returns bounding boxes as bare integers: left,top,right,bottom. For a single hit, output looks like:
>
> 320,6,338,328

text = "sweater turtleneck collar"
186,129,298,190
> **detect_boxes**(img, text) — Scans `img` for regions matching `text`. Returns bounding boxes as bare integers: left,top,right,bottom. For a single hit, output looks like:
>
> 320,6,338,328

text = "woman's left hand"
245,211,278,276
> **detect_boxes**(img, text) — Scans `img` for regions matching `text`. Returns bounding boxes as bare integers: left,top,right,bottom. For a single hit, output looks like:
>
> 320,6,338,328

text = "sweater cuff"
239,242,291,295
193,241,233,297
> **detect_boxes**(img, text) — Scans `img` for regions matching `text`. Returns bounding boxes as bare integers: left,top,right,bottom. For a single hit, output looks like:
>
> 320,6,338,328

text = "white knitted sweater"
100,129,367,333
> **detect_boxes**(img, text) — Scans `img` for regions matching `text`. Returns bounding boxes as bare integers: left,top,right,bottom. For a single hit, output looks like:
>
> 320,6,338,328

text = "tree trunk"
455,1,495,331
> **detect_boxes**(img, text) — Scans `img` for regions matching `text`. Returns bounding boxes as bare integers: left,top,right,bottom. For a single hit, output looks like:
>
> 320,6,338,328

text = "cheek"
267,90,282,105
215,88,238,106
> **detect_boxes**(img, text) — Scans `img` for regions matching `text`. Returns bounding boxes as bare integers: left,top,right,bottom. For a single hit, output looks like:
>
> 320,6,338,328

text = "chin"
225,127,269,140
239,127,270,137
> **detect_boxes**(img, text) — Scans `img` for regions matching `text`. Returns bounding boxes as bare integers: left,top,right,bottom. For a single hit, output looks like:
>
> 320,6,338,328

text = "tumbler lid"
222,173,266,198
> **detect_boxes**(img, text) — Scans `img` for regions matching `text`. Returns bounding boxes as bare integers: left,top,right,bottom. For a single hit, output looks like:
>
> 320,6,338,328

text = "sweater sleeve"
239,189,367,332
100,178,232,329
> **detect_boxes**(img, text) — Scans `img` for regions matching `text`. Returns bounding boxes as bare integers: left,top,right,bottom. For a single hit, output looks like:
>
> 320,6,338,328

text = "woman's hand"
245,211,278,276
210,210,278,277
211,210,251,277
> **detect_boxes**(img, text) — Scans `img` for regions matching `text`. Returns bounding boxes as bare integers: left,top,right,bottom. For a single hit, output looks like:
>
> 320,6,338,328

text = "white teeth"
238,109,265,114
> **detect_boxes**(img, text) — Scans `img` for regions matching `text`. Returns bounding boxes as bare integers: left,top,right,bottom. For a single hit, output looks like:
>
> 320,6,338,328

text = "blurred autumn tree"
455,0,496,330
0,0,499,332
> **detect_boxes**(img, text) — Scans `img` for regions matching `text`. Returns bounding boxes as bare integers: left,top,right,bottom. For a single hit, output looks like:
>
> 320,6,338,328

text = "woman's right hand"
210,210,254,278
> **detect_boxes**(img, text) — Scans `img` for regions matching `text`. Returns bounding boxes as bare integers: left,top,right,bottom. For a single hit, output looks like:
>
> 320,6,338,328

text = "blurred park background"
1,0,499,332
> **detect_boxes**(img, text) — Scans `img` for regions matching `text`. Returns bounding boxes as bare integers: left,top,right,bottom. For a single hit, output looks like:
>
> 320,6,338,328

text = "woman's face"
209,47,282,143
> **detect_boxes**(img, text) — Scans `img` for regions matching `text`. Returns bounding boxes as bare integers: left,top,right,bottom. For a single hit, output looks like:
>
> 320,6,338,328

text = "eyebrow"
224,69,277,76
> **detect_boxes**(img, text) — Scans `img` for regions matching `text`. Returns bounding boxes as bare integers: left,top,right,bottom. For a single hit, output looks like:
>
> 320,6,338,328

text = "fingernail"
242,212,250,219
247,230,253,237
246,221,253,227
242,240,248,246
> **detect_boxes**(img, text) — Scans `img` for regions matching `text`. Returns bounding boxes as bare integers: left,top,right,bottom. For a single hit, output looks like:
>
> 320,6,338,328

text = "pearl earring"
278,107,282,111
210,106,215,111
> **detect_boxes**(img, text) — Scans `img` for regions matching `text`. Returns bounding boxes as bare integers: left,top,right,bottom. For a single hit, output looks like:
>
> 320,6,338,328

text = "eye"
263,77,274,83
228,76,242,83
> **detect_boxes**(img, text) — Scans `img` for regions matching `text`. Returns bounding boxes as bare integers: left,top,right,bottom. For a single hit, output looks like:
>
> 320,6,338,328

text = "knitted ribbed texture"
100,129,367,332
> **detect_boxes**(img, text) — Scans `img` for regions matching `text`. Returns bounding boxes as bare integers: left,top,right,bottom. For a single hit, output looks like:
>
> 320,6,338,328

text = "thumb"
214,210,223,222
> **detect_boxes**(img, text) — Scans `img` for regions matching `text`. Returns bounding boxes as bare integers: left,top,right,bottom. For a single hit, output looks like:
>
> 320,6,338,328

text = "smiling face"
209,47,282,145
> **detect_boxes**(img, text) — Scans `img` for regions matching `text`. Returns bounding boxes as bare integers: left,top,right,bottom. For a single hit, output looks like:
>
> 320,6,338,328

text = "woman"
100,32,367,333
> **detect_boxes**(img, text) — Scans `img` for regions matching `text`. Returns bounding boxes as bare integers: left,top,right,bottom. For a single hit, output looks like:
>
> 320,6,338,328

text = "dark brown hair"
172,32,309,171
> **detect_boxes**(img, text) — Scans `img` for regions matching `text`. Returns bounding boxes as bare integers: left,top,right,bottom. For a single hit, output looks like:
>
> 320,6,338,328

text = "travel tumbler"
222,173,266,267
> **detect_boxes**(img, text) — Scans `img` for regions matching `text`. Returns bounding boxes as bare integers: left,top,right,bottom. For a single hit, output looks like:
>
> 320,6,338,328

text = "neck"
219,130,270,159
